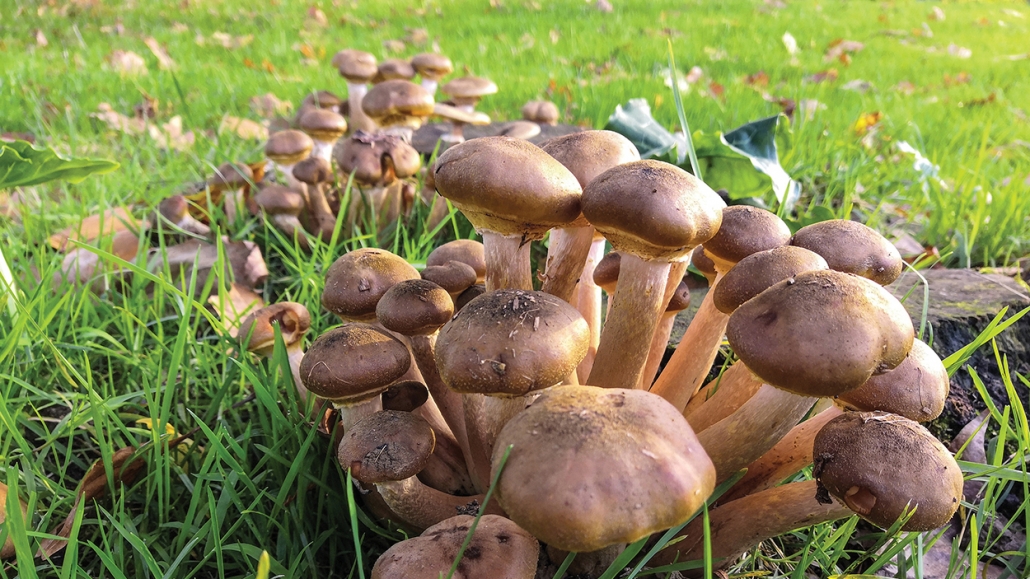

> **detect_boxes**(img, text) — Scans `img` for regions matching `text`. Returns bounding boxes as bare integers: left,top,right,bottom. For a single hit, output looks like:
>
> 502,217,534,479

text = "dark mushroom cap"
292,156,331,186
541,130,640,227
522,100,559,125
299,108,348,141
702,205,792,269
265,130,314,165
238,302,311,356
371,515,539,579
207,162,253,191
301,90,342,110
441,76,498,99
492,385,716,552
335,132,421,186
690,246,717,283
592,251,621,293
362,80,435,129
374,58,416,82
667,278,691,312
254,185,305,215
421,261,477,296
433,137,583,239
299,323,411,403
713,246,829,314
322,248,420,321
454,284,485,312
332,49,378,82
376,279,454,336
726,269,915,397
813,411,963,531
497,120,540,140
426,239,486,284
410,53,454,81
837,339,949,421
435,289,589,396
582,160,726,261
381,380,430,412
791,219,903,286
338,410,435,483
158,194,190,222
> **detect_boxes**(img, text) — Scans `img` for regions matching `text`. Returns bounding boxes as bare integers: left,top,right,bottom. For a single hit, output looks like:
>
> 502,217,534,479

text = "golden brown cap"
238,302,311,356
332,49,377,82
207,162,253,190
300,90,341,110
338,410,435,482
376,279,454,336
410,53,454,80
254,185,305,215
335,132,421,186
299,108,347,141
374,58,416,82
522,100,559,125
837,339,949,421
713,246,828,314
791,219,903,286
265,130,313,165
702,205,791,269
592,251,621,293
322,248,420,321
299,323,411,403
420,261,477,296
292,156,331,185
381,381,430,412
690,246,717,284
426,239,486,284
441,76,498,99
362,80,435,129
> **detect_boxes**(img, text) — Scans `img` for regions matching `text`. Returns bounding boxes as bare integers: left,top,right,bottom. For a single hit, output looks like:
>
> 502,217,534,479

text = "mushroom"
334,132,421,234
581,160,724,390
440,76,497,114
496,120,540,140
639,275,691,389
371,514,538,579
373,58,416,84
291,156,336,240
207,161,255,225
791,219,903,286
492,385,715,553
0,481,29,560
264,129,313,191
362,79,435,142
156,195,211,236
420,260,477,303
381,380,429,412
300,89,342,111
410,53,454,95
433,137,582,292
253,185,310,250
331,49,378,132
431,102,491,148
522,100,559,126
238,302,312,404
425,239,486,285
298,108,347,162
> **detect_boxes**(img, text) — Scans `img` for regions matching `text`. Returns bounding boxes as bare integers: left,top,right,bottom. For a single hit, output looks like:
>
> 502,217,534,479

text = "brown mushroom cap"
382,380,430,412
301,90,342,110
335,132,421,186
837,339,949,421
522,100,559,125
254,185,305,215
411,53,454,80
265,130,314,165
492,385,716,552
667,278,692,312
375,58,416,82
541,130,640,228
371,515,539,579
431,103,491,125
292,156,331,186
433,137,583,239
726,269,915,397
592,251,621,292
238,302,311,356
322,248,420,321
435,289,589,396
497,120,541,140
690,246,717,283
376,279,454,336
426,240,486,284
338,410,435,483
581,160,726,261
421,261,477,296
207,162,254,190
441,76,498,99
299,108,348,141
702,205,792,268
299,323,411,403
362,80,435,128
713,246,829,314
791,219,903,286
332,49,378,82
454,284,485,312
813,411,963,531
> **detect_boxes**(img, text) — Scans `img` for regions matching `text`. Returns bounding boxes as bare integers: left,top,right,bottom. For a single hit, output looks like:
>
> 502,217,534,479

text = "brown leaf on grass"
218,115,268,140
853,111,883,135
53,229,143,292
595,0,613,12
305,6,329,27
928,6,945,21
37,447,145,560
798,99,824,121
404,28,430,46
708,81,726,101
206,32,253,49
958,93,996,108
803,69,838,84
743,71,769,88
894,80,917,95
155,238,268,296
171,22,189,34
824,39,864,62
1,131,36,144
107,49,147,76
944,71,971,86
49,207,144,251
948,43,972,58
382,39,406,54
134,95,159,120
34,29,48,47
92,102,148,134
250,93,292,118
210,282,265,338
147,116,194,151
841,79,872,92
143,36,176,69
764,95,795,118
1,482,29,559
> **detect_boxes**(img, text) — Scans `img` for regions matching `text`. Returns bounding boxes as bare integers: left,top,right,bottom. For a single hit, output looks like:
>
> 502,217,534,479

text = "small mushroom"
156,195,211,236
331,49,378,132
298,108,347,162
522,100,559,126
254,185,310,250
430,102,491,148
265,129,313,191
362,79,435,141
238,302,312,403
292,156,336,240
425,239,486,285
410,53,454,95
791,219,903,286
373,58,416,84
440,76,497,114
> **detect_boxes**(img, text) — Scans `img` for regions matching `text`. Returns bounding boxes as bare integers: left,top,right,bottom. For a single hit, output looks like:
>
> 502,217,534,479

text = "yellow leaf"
853,111,883,135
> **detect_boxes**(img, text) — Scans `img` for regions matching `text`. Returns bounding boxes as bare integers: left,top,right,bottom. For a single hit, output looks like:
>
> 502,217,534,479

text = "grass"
1,0,1029,577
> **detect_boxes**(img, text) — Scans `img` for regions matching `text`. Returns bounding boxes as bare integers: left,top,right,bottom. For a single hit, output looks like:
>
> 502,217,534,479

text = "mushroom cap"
421,260,477,296
497,120,541,140
426,239,486,284
292,156,331,186
238,302,311,356
411,53,454,80
582,160,726,261
441,76,498,99
207,161,253,190
371,515,539,579
337,410,435,483
702,205,792,268
362,80,435,129
158,194,190,222
837,339,949,421
726,270,915,397
492,385,716,552
435,289,589,396
376,279,454,336
322,248,421,321
381,380,430,412
454,284,485,312
713,246,829,314
690,246,717,282
431,103,491,125
374,58,416,82
433,137,583,239
667,278,692,312
592,251,621,292
791,219,903,286
254,185,305,215
332,49,378,82
301,90,342,109
522,100,559,125
299,323,411,403
299,108,348,141
541,130,640,227
265,130,314,165
813,411,963,531
335,132,421,185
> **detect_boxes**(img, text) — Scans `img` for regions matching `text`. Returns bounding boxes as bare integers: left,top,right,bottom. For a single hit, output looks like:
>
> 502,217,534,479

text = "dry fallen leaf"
798,99,824,121
305,6,329,27
135,418,198,466
34,28,48,47
894,80,917,95
928,6,945,21
595,0,613,12
404,27,430,46
219,115,268,140
171,22,189,34
708,81,726,101
1,482,29,560
206,31,253,49
49,207,144,251
853,111,883,135
803,69,838,84
107,49,147,76
382,39,406,53
947,43,972,58
92,103,148,134
155,238,268,296
143,36,176,69
250,93,292,118
148,116,195,151
943,71,971,86
781,32,799,55
824,39,864,62
210,282,266,338
841,79,872,92
743,71,769,88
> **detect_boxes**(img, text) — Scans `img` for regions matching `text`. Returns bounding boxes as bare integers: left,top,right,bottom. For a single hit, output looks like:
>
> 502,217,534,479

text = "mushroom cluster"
229,128,964,576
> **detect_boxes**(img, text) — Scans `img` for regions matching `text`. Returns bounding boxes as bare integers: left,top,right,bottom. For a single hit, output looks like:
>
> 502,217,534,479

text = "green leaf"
0,139,118,190
604,99,679,159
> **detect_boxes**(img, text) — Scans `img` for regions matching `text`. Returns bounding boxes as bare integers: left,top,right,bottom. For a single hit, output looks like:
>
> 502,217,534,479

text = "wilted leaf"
305,6,328,27
708,81,726,101
48,207,141,251
781,31,798,55
824,39,864,63
743,71,769,88
147,116,195,151
595,0,613,12
210,282,265,338
143,36,175,69
947,43,972,58
804,69,838,83
1,481,29,560
382,39,406,53
135,418,198,466
798,99,824,121
250,93,292,118
92,102,147,134
207,31,253,49
404,27,430,46
107,49,147,76
219,115,268,140
0,140,119,192
853,111,883,135
894,80,917,95
928,6,945,21
34,29,48,47
841,79,873,92
153,238,268,296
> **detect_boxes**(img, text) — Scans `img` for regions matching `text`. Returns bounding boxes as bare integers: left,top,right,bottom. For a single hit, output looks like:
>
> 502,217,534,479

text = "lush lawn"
1,0,1029,577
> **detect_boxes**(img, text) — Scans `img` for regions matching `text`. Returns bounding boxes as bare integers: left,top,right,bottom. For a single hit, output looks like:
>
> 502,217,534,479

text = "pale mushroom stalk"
373,477,503,530
637,263,690,389
682,361,765,430
157,195,211,236
573,237,606,383
541,225,596,303
336,397,385,433
462,394,527,494
482,232,534,292
347,81,376,133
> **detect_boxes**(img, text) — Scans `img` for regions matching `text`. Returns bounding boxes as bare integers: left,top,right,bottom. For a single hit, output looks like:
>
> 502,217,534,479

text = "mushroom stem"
682,361,765,430
268,214,310,250
541,226,596,303
587,254,671,389
649,272,727,411
303,181,337,240
286,344,311,403
650,479,851,569
311,139,336,162
420,79,439,95
720,406,842,503
481,231,534,292
574,238,606,383
463,394,527,495
374,476,504,531
637,262,689,390
696,384,816,483
336,397,384,433
346,81,377,133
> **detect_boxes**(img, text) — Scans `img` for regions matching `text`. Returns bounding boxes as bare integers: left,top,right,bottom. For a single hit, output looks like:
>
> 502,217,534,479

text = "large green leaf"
0,140,119,190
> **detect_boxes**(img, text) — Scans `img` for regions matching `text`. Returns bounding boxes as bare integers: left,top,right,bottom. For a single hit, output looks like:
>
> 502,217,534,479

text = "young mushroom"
298,108,347,162
265,129,313,191
410,53,454,95
207,161,254,225
431,102,491,148
331,49,378,133
791,219,903,286
362,79,435,142
253,185,310,250
425,239,486,285
238,302,312,404
373,58,416,84
291,156,337,241
440,76,498,114
522,100,559,126
156,195,211,236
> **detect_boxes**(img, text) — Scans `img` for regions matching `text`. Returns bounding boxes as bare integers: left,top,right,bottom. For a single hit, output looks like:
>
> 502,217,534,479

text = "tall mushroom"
362,79,435,142
440,76,497,114
265,129,313,191
410,53,453,95
207,161,254,225
298,108,347,162
331,49,378,133
291,156,336,240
